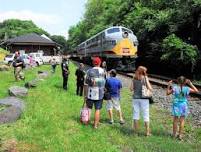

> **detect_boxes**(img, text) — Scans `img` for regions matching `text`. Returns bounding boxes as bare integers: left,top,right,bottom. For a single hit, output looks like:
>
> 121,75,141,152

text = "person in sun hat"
84,56,106,129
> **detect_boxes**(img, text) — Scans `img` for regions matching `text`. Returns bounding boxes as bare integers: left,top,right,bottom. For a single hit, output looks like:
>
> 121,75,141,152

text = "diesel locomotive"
76,26,138,71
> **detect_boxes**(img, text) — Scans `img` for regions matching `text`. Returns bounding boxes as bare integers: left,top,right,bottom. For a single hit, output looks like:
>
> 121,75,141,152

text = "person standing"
167,76,198,140
61,57,69,90
101,61,108,79
29,55,34,68
13,51,25,81
75,63,85,96
105,69,124,124
84,57,106,129
50,58,57,73
130,66,152,136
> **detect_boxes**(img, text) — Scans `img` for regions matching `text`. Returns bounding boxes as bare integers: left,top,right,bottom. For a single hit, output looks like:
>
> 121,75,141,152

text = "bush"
0,48,9,61
161,34,198,66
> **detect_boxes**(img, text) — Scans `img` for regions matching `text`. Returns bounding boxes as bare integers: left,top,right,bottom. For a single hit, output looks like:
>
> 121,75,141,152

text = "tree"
51,35,67,52
0,19,49,42
161,34,199,73
67,0,201,76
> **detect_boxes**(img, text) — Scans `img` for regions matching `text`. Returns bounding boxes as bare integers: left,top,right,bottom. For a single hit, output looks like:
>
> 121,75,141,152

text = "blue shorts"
87,99,103,110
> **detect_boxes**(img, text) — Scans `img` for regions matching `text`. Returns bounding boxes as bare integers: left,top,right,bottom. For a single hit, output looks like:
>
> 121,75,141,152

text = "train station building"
1,33,60,55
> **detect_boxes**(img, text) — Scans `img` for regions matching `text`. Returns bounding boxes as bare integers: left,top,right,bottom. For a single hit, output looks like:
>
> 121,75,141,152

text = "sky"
0,0,87,39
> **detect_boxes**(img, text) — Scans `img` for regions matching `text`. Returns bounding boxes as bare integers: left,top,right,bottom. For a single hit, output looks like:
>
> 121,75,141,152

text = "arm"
186,79,199,93
83,84,88,101
16,57,24,66
145,76,153,91
166,80,173,95
83,71,89,100
130,80,134,91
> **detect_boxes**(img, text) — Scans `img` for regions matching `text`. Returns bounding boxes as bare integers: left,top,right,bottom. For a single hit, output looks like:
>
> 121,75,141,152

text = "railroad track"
118,72,201,98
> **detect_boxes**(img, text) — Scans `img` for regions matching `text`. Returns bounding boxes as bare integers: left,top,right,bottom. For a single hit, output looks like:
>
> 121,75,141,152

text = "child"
105,69,124,124
166,76,198,140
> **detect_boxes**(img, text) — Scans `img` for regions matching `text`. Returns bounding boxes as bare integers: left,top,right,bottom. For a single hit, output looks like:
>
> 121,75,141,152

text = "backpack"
80,101,90,125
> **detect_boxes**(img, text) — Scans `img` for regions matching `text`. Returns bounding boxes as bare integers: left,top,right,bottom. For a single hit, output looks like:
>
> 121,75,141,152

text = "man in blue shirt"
105,69,124,124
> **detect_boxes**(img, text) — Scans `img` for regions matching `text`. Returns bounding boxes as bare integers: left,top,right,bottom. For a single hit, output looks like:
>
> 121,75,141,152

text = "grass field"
0,63,201,152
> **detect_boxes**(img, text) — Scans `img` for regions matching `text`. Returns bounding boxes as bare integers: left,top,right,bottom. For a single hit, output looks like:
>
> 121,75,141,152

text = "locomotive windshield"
122,28,132,34
107,28,120,34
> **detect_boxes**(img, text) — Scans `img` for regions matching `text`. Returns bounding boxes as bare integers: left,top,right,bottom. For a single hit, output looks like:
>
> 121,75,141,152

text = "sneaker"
93,124,98,129
109,120,114,124
177,134,183,141
119,120,125,125
146,133,152,137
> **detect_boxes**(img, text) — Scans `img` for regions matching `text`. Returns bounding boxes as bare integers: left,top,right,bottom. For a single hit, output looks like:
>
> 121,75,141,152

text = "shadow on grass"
110,122,172,138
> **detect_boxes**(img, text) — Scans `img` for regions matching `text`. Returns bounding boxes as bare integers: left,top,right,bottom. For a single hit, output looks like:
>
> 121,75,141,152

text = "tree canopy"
0,19,50,42
67,0,201,76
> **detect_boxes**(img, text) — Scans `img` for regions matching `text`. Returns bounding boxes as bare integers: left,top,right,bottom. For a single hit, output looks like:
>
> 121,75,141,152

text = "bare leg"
173,116,178,137
108,109,113,122
94,110,100,128
117,110,124,122
144,121,150,136
133,120,139,133
179,116,185,139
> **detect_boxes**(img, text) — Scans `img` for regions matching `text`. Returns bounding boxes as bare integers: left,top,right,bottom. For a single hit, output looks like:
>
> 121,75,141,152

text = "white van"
29,53,44,66
4,54,15,65
4,53,29,66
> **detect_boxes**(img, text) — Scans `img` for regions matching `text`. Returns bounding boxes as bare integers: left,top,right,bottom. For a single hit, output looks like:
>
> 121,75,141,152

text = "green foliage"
0,19,49,42
0,47,9,54
161,34,198,65
50,35,67,52
67,0,201,75
0,47,9,61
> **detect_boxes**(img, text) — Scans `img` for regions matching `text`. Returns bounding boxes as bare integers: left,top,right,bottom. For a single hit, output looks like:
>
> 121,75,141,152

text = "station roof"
3,33,57,46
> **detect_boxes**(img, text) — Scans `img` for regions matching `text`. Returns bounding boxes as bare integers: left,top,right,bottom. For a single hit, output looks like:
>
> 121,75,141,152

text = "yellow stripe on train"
112,38,137,57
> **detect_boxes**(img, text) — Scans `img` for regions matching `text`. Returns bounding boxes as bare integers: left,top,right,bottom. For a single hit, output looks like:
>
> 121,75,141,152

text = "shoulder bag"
142,77,154,104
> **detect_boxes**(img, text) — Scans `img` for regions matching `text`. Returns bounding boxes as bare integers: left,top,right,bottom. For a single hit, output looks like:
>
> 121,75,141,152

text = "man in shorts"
105,69,124,124
84,57,106,129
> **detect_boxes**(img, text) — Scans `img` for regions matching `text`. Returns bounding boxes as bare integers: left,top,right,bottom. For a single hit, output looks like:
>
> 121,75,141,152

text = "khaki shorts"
14,67,24,80
106,97,121,111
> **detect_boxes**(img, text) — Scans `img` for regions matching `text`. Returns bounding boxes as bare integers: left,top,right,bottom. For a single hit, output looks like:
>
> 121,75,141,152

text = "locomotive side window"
107,28,120,34
101,32,105,39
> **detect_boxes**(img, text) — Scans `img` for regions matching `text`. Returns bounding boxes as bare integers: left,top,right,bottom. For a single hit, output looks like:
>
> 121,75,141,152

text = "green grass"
0,63,201,152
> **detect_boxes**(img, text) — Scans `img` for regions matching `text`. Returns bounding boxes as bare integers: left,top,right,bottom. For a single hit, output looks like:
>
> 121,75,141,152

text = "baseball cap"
92,57,101,65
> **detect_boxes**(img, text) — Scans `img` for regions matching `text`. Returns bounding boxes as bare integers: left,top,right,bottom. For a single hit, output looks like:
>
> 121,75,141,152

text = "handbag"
142,77,154,104
104,79,111,100
80,100,90,125
103,91,111,100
